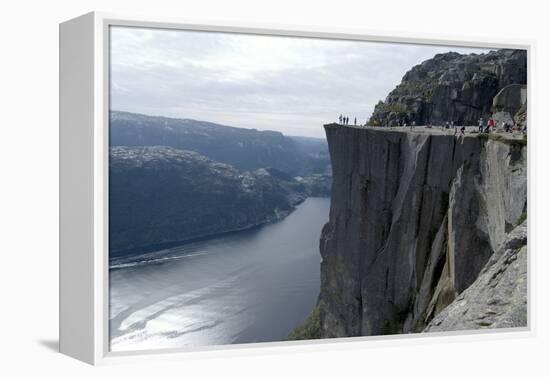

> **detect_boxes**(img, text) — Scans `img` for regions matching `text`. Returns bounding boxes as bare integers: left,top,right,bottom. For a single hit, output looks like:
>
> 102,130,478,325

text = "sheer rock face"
492,84,528,127
319,125,526,337
368,49,527,127
425,222,527,332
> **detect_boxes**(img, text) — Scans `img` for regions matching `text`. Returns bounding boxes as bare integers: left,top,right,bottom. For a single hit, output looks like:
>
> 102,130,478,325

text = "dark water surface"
109,197,330,351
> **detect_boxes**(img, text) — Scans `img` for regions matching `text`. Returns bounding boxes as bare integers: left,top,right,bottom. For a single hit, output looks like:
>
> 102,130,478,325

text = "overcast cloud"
110,26,491,138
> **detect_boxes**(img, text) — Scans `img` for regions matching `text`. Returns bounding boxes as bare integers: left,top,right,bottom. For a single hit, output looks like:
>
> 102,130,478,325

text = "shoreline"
109,195,329,261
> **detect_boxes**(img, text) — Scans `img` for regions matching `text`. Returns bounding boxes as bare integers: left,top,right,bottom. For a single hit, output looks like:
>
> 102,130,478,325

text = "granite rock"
319,125,527,337
368,49,527,127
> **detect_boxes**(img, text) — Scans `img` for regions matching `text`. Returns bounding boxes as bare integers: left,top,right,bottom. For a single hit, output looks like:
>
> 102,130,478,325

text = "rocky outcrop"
368,49,527,127
492,84,527,127
425,221,527,332
319,124,527,337
109,146,309,256
493,84,526,116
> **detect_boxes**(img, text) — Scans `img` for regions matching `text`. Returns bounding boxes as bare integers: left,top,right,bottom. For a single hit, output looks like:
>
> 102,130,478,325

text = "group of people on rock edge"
338,114,360,126
476,112,526,134
336,112,527,135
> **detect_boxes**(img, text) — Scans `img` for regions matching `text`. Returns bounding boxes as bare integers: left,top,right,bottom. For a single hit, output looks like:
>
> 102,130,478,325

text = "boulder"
109,146,309,255
492,84,527,127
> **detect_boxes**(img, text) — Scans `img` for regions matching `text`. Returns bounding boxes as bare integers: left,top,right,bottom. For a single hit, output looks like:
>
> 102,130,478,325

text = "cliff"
368,49,527,127
318,124,527,337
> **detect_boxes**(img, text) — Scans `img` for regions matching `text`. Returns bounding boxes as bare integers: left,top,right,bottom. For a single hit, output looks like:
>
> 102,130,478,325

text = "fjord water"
109,197,330,351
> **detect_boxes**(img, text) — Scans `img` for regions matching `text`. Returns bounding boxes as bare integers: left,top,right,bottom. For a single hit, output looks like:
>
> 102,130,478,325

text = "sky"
110,26,491,138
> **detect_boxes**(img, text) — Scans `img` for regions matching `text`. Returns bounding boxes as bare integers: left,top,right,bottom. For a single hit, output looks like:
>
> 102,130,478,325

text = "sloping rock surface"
425,222,527,332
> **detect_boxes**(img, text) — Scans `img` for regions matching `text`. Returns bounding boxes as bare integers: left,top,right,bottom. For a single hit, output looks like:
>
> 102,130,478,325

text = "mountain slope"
368,49,527,127
109,146,308,255
110,111,327,176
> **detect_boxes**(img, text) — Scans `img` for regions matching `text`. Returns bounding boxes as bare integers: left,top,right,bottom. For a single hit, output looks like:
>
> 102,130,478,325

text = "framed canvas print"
59,12,531,365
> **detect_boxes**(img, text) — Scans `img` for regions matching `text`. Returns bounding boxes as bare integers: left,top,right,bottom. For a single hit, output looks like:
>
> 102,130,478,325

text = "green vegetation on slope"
287,304,321,341
516,210,527,227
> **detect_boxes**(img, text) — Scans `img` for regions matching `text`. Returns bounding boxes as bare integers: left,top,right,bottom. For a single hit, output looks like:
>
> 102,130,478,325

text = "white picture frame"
59,11,534,365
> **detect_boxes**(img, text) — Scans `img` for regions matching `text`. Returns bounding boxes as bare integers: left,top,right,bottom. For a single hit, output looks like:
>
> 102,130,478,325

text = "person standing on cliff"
354,117,357,126
478,117,484,133
339,114,343,124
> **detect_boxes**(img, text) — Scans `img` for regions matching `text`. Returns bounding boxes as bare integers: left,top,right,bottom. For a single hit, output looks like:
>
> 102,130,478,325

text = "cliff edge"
318,124,527,337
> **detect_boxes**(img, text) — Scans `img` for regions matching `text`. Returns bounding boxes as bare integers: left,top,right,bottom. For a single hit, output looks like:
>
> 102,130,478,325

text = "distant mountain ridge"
110,111,328,176
109,112,332,256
